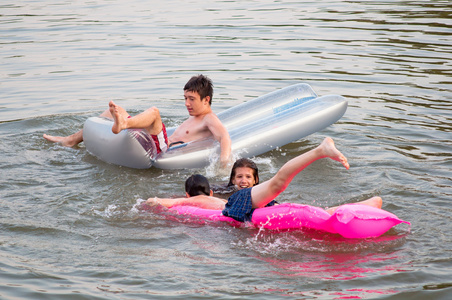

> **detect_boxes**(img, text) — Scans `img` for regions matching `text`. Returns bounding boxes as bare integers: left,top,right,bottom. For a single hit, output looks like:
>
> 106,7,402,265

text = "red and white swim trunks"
151,123,168,154
127,116,169,156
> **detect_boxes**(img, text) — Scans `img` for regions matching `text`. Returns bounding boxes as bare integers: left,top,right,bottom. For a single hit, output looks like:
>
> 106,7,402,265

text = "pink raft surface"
169,203,410,239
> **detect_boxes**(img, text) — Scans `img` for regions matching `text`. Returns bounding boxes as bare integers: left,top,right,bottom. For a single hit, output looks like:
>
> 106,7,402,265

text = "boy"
43,75,232,167
185,174,214,197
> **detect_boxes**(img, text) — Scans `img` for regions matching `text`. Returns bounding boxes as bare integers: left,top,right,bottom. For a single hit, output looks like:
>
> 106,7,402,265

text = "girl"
145,137,382,222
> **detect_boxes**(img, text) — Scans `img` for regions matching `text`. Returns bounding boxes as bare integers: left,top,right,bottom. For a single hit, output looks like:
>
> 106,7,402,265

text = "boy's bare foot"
319,137,349,170
43,134,72,147
109,101,128,134
43,131,83,147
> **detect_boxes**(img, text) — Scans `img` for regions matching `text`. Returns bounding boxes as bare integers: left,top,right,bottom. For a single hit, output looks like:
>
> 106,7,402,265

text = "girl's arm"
250,137,349,209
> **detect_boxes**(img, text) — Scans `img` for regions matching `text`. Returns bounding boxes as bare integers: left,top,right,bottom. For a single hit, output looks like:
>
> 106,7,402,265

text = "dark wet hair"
227,158,259,187
184,74,213,105
185,174,211,197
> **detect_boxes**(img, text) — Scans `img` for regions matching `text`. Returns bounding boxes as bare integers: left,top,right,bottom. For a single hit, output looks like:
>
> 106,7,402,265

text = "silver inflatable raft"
83,83,347,169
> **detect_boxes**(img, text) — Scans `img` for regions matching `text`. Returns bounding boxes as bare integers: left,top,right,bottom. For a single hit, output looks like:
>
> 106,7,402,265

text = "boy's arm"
145,197,181,208
146,195,227,210
205,114,232,168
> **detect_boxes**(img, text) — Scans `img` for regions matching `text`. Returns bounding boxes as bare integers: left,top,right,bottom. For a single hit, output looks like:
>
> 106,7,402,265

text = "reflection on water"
241,231,412,298
261,252,409,281
1,0,452,299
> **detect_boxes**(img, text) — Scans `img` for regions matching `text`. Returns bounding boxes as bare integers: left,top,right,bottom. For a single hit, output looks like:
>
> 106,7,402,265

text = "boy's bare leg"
325,196,383,215
251,137,349,208
109,101,162,135
43,130,84,147
43,107,113,147
43,101,162,146
99,108,113,119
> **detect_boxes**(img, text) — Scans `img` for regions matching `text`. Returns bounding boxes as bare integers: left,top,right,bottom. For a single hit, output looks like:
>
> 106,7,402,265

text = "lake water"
1,0,451,299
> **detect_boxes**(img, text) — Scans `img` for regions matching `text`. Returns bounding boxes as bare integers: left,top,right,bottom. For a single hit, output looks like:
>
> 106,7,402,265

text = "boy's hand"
220,155,233,169
145,197,161,207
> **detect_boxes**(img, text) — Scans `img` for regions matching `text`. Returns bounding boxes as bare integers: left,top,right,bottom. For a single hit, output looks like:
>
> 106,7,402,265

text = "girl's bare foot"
319,137,349,170
325,196,383,215
356,196,382,209
109,101,128,134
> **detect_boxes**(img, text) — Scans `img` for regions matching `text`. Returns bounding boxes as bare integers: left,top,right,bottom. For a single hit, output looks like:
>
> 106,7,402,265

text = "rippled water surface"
1,0,451,299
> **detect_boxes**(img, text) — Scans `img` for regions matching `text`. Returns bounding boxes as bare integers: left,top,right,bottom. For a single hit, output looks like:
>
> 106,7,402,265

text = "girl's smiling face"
232,167,257,190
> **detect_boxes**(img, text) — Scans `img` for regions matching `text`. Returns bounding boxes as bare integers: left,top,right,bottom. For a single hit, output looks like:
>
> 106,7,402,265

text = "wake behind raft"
141,203,410,239
83,83,348,169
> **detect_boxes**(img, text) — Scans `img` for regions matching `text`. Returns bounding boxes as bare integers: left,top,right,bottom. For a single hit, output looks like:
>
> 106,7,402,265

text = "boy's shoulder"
202,111,224,126
205,110,219,118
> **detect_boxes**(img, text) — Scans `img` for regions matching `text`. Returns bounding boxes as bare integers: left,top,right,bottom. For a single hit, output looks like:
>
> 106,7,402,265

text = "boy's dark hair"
184,74,213,105
227,158,259,187
185,174,211,197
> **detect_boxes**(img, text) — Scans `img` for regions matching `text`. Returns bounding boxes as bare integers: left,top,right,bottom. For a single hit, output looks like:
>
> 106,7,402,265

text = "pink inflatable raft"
167,203,410,239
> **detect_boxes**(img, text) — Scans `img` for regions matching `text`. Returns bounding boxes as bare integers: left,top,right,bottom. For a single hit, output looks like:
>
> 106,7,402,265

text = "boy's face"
184,90,210,116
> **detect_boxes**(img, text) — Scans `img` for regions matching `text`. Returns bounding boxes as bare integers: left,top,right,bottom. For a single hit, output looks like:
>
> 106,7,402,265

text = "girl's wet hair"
227,158,259,187
185,174,211,197
184,74,213,105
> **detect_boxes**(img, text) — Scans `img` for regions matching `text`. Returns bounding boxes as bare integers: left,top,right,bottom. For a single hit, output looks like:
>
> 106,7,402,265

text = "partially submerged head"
184,74,213,105
228,158,259,190
185,174,212,197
